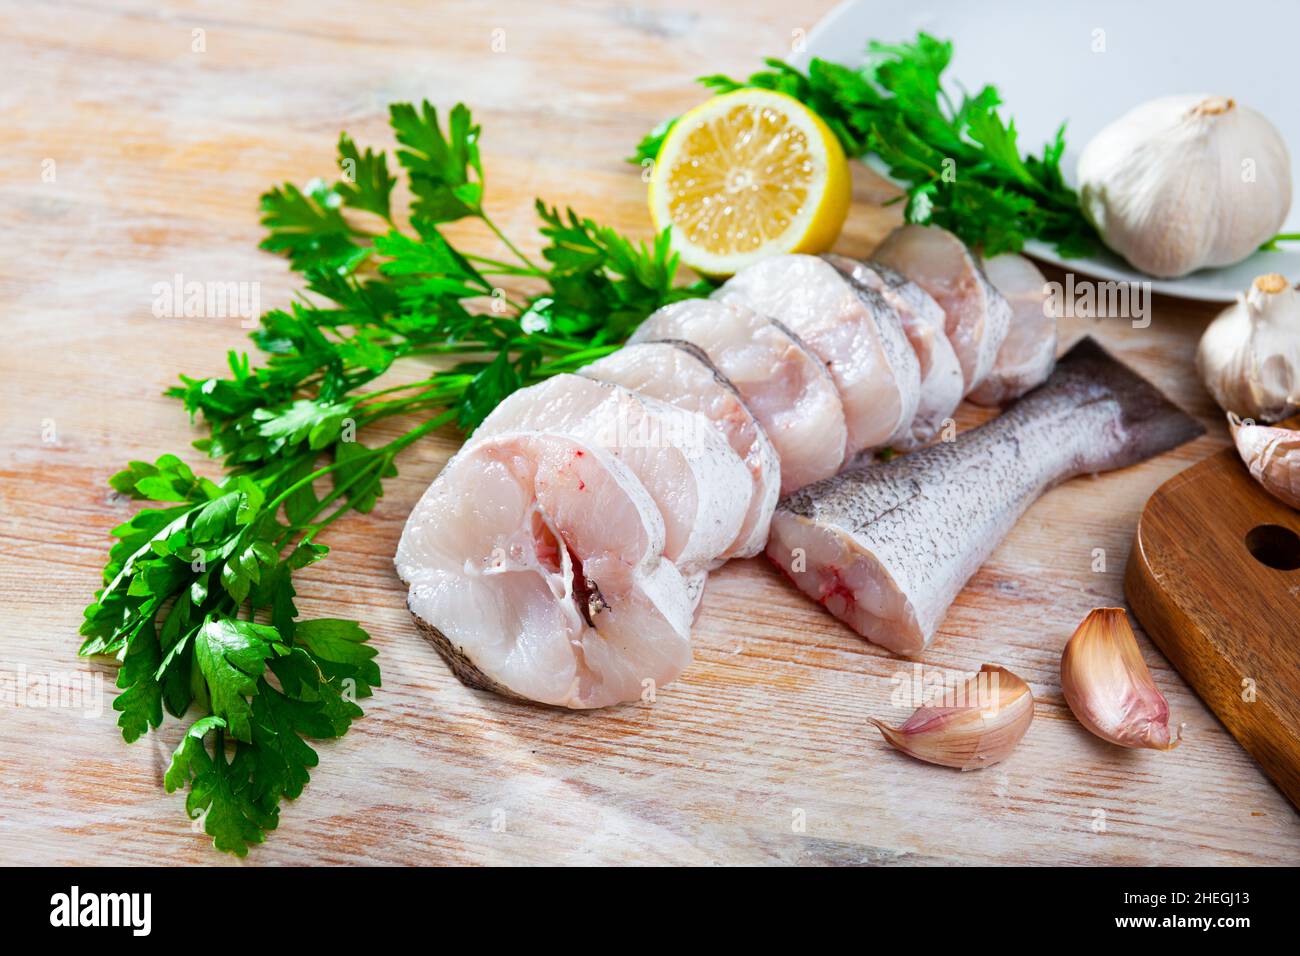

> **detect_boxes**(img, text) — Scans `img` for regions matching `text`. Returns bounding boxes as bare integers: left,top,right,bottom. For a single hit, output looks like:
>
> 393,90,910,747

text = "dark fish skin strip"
767,336,1205,654
655,338,746,399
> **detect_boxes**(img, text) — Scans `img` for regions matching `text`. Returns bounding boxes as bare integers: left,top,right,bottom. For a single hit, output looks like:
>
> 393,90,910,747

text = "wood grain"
1126,416,1300,809
1,0,1297,865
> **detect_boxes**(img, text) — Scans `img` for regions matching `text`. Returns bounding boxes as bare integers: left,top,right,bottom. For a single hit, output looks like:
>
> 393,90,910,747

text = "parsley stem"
384,408,457,453
521,333,603,353
276,455,389,546
356,386,466,422
462,253,535,276
529,343,620,372
356,374,472,403
271,409,455,550
309,460,391,535
483,214,543,273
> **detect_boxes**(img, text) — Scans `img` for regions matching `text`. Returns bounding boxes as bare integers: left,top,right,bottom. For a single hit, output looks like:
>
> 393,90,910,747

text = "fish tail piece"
1049,336,1205,471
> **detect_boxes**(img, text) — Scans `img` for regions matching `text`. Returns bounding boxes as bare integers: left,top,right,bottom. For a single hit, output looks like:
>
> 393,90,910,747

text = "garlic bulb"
871,664,1034,771
1078,95,1291,277
1229,412,1300,509
1060,608,1182,751
1197,273,1300,422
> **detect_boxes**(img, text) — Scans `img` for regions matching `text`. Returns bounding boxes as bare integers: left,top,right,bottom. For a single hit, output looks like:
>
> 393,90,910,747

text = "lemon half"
649,89,851,277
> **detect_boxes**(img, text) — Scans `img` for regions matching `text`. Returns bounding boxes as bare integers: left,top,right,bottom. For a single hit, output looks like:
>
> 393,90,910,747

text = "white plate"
798,0,1299,302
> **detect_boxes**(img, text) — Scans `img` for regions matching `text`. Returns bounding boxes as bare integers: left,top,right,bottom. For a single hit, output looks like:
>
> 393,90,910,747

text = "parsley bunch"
632,32,1098,258
81,101,706,855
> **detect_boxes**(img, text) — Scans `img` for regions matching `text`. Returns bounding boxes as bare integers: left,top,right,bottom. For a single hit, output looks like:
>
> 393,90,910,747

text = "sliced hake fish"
715,254,921,455
767,338,1203,655
824,254,964,450
873,224,1012,395
630,298,847,494
969,254,1058,407
396,431,693,709
472,373,749,573
579,341,779,558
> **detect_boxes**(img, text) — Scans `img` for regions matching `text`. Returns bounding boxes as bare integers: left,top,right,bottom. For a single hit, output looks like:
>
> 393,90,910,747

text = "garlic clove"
871,664,1034,771
1060,608,1183,750
1229,412,1300,509
1198,274,1300,423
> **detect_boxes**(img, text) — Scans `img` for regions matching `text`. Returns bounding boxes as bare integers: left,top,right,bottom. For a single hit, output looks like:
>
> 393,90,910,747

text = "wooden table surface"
2,0,1297,866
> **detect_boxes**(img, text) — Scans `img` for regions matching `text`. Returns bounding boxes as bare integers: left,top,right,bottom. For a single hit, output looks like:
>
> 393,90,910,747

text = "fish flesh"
579,340,780,558
969,254,1058,407
714,254,921,455
873,224,1012,395
472,373,750,573
766,338,1204,655
630,298,847,493
824,254,964,449
396,431,693,708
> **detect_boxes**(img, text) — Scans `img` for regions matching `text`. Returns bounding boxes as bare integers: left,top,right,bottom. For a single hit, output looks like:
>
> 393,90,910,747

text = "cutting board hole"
1245,524,1300,571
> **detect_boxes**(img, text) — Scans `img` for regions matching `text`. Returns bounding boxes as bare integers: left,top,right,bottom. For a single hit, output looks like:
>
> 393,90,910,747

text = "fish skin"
969,253,1058,407
766,337,1205,655
578,340,780,559
630,298,847,493
714,254,921,456
823,254,964,450
873,224,1012,395
471,373,750,574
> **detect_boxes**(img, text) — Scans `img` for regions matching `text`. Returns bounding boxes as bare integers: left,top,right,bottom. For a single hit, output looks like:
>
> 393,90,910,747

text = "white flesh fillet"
968,254,1058,406
715,254,920,456
873,224,1011,396
824,254,964,450
579,341,780,559
395,432,693,709
629,298,847,494
472,374,749,574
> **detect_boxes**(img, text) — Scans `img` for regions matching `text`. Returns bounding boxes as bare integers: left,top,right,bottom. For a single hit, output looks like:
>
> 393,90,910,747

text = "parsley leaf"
336,132,396,220
259,181,365,272
194,619,284,742
390,101,483,222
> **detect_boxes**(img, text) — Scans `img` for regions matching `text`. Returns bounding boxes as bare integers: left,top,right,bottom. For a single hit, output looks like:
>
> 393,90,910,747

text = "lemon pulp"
649,90,851,277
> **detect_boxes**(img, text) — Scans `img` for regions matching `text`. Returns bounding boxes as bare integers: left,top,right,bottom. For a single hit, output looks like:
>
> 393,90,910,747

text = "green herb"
631,32,1098,258
1261,231,1300,251
81,101,707,856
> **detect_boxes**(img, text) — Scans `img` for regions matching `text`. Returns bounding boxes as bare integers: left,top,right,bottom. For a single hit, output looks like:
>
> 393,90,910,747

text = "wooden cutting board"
2,0,1298,865
1126,417,1300,808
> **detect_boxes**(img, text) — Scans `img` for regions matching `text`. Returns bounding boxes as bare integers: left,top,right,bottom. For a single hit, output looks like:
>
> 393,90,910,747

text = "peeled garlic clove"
871,664,1034,771
1229,412,1300,509
1079,95,1291,278
1060,608,1182,750
1198,274,1300,423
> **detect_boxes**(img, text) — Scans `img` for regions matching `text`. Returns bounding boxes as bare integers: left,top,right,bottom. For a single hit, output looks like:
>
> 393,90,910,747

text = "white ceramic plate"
797,0,1298,302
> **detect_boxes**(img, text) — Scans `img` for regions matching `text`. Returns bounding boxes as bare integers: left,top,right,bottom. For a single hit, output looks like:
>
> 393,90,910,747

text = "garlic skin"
1198,274,1300,422
1229,412,1300,509
871,664,1034,771
1078,95,1291,277
1060,608,1182,751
